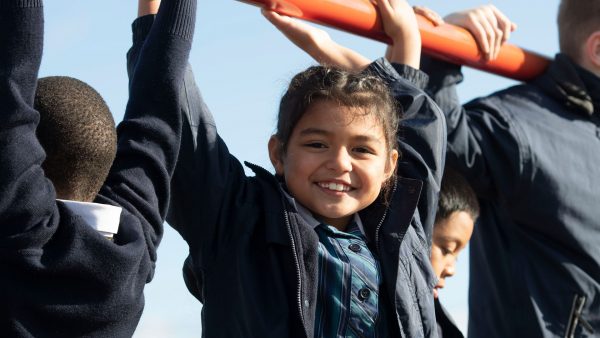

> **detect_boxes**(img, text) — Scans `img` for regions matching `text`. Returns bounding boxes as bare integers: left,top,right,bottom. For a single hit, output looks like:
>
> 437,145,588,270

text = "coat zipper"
248,162,396,337
246,162,308,337
375,178,397,254
283,208,307,338
564,294,594,338
374,208,388,254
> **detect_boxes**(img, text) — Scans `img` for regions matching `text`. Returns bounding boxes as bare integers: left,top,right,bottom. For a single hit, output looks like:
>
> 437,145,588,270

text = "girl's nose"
326,148,352,172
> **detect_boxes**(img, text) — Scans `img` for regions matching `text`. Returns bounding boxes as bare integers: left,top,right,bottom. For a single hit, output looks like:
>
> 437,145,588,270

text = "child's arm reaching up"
100,0,196,260
263,0,421,70
377,0,421,68
0,0,47,242
138,0,160,17
262,9,370,71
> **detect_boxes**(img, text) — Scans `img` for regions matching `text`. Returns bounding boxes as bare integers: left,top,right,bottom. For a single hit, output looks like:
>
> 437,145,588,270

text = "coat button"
348,243,362,253
358,288,371,301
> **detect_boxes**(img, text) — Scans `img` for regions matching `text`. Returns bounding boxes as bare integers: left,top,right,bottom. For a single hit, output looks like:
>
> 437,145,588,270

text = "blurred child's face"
430,211,474,299
268,99,398,230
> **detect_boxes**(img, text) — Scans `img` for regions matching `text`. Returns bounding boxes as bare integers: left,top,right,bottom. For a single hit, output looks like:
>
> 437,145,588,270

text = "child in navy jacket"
0,0,195,336
130,0,445,337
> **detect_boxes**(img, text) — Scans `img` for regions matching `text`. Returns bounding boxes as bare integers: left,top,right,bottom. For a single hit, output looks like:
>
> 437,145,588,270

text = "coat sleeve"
125,14,256,271
98,0,195,264
421,56,527,202
365,58,447,247
0,0,56,248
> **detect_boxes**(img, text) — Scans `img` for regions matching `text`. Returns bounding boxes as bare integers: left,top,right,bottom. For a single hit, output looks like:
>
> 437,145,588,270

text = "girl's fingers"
413,5,444,26
261,9,289,27
377,0,393,20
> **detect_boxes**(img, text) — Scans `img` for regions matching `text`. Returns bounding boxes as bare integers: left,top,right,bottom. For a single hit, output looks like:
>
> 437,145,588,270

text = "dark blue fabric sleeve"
366,58,447,248
126,13,255,273
100,0,196,265
0,0,54,247
421,56,526,202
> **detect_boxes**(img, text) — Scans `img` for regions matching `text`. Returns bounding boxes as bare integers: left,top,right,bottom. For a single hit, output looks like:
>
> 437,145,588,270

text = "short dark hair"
435,168,480,224
275,65,400,201
35,76,117,202
558,0,600,61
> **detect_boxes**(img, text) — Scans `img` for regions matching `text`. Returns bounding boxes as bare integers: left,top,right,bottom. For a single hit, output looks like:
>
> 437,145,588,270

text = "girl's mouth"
318,181,351,192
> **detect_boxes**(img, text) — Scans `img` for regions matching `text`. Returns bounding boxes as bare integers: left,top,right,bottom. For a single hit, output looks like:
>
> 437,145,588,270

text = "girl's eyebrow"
299,127,329,136
299,128,382,143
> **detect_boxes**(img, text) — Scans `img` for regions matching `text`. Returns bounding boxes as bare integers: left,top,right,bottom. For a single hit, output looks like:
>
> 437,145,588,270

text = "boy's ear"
384,149,399,180
268,135,285,175
585,31,600,70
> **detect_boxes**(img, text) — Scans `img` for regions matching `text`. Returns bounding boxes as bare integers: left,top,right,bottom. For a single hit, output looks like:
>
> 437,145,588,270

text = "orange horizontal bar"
238,0,551,81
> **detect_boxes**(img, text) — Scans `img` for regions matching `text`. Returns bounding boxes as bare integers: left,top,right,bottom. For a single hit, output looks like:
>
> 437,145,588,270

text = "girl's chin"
433,288,439,299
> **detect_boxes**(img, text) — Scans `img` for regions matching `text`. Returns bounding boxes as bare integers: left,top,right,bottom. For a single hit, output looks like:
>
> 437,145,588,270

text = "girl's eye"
304,142,327,149
353,146,375,155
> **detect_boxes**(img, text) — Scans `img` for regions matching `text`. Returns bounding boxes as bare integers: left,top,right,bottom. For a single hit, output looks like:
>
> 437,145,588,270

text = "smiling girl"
131,0,446,336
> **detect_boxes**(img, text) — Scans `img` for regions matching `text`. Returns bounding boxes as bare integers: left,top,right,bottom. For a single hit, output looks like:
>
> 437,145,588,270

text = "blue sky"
41,1,559,336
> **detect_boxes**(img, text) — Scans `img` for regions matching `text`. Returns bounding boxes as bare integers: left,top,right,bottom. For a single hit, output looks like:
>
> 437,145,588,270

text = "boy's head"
431,168,479,298
268,66,399,229
35,76,117,202
558,0,600,70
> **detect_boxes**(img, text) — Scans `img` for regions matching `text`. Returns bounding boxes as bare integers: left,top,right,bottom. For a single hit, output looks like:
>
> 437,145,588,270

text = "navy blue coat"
423,54,600,337
129,16,446,337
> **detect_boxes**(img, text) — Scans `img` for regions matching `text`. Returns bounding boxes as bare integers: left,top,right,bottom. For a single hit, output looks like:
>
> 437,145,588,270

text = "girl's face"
269,100,398,230
430,211,475,299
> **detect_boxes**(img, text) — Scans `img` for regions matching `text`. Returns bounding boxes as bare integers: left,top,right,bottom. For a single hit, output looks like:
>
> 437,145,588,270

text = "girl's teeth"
320,182,348,191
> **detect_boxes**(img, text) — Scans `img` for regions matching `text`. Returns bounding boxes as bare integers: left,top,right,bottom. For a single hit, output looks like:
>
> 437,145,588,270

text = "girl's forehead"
294,105,383,138
300,100,379,125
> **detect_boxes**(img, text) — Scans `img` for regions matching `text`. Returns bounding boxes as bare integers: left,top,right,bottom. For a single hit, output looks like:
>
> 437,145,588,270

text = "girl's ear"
384,149,399,180
268,135,285,175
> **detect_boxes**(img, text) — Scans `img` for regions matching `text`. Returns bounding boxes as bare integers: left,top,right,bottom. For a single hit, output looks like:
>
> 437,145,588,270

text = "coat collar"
533,53,600,116
244,161,423,253
360,176,423,253
244,161,292,246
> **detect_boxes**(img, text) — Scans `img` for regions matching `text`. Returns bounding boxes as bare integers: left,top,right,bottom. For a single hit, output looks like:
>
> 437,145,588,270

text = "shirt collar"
280,187,367,237
57,199,122,237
